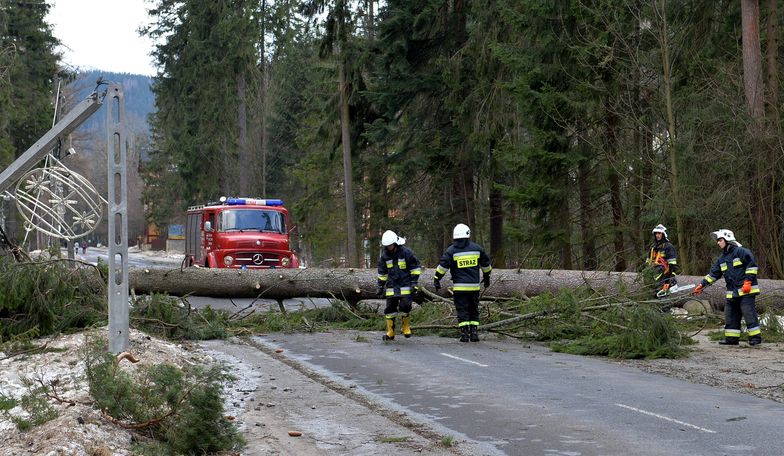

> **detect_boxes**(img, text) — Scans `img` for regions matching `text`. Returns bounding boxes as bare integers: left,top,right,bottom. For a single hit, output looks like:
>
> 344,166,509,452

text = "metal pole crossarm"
0,91,103,193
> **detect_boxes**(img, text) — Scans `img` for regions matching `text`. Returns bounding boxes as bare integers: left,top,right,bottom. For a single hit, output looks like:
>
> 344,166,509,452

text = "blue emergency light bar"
220,197,284,206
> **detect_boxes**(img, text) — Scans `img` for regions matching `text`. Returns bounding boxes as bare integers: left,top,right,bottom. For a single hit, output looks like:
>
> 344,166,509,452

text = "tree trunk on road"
128,267,784,310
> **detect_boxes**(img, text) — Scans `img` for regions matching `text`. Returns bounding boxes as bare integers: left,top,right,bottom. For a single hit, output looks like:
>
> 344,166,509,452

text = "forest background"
2,0,784,278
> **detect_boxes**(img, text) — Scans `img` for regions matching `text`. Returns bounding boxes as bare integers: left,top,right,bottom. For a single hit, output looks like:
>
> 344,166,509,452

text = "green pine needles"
83,336,243,454
0,256,106,344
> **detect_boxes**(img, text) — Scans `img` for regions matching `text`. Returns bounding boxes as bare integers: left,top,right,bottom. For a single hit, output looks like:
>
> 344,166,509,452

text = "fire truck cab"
185,197,299,269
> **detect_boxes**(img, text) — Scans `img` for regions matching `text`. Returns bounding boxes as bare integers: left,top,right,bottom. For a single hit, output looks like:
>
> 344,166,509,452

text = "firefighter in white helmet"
694,229,762,345
433,224,492,342
647,224,679,295
377,230,422,340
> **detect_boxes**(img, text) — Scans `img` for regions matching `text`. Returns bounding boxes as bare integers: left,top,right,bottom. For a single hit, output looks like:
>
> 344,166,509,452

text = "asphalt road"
253,331,784,456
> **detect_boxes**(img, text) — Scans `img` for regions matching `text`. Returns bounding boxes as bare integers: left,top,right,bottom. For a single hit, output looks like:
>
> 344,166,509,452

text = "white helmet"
652,224,668,240
453,223,470,239
712,229,741,247
381,230,405,246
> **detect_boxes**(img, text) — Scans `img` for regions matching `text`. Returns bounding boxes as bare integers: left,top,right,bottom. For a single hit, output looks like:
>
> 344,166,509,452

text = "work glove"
661,283,670,293
483,274,491,289
433,277,441,291
693,284,704,296
375,286,384,298
742,280,752,294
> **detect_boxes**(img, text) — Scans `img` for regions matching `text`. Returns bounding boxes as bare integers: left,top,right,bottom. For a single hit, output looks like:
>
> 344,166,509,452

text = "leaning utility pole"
0,82,129,353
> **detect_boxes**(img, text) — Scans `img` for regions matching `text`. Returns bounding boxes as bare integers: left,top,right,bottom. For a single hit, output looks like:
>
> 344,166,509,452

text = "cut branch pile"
407,286,714,359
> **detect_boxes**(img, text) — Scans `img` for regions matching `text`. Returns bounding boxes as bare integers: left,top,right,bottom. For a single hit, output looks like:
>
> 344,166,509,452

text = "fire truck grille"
234,252,281,267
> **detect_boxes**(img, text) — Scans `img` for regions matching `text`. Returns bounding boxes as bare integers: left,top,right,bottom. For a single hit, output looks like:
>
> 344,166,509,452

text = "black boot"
459,326,469,342
749,335,762,346
718,338,739,345
469,325,479,342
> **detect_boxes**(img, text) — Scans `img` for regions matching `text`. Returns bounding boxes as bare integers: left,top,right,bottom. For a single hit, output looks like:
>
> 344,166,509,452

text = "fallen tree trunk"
128,267,784,310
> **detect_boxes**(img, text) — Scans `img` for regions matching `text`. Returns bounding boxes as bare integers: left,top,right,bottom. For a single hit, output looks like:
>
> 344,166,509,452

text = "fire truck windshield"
218,209,286,233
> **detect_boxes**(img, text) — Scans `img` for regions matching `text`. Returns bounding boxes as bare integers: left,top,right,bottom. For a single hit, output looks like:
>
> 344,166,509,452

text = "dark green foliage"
0,257,106,342
0,391,17,412
84,336,243,454
0,374,59,431
0,0,60,164
551,305,689,359
143,0,261,220
130,294,229,340
241,301,379,333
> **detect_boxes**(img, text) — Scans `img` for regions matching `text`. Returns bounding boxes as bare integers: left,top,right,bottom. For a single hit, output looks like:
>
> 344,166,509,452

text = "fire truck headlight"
281,257,290,267
224,255,234,266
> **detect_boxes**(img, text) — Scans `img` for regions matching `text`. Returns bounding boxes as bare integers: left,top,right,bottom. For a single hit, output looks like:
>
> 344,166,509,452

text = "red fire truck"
185,197,299,269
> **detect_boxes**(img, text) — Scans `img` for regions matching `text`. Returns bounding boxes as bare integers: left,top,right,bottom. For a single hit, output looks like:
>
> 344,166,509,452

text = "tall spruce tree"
142,0,259,223
0,0,59,239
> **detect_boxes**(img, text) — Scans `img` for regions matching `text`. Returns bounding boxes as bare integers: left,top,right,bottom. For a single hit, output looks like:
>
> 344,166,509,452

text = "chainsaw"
656,283,696,298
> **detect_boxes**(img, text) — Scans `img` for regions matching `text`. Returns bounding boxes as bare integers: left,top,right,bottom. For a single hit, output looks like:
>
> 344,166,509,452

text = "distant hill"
67,70,155,137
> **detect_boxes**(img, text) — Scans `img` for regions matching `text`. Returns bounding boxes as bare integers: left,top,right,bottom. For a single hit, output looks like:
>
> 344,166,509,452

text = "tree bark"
489,156,505,268
742,0,765,121
128,267,784,310
658,0,687,273
338,60,358,267
577,156,597,270
238,73,248,195
765,0,778,122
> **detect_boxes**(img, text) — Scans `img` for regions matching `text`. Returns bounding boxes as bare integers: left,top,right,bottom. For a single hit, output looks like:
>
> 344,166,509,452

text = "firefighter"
694,229,762,346
433,224,492,342
376,230,422,340
647,224,679,295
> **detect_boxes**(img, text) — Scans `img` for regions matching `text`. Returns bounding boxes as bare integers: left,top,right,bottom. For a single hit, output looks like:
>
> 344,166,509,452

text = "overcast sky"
47,0,157,76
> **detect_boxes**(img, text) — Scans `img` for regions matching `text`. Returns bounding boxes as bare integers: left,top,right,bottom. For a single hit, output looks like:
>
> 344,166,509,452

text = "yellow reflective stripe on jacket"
453,283,480,291
378,275,388,281
748,327,762,336
720,262,728,271
397,259,407,269
453,251,480,268
705,275,717,284
481,265,493,273
724,329,741,337
385,260,393,268
733,258,743,267
410,267,422,275
746,266,758,275
738,286,761,296
458,321,472,327
667,258,677,264
436,264,448,274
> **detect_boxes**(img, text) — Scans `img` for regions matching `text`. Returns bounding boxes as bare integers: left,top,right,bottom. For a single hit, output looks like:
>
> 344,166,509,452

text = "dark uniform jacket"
377,246,422,297
434,239,492,292
700,244,760,299
648,239,679,284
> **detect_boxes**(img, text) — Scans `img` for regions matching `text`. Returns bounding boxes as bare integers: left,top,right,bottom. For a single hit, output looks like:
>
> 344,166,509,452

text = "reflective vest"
434,239,492,292
648,240,679,281
700,244,760,299
377,245,422,297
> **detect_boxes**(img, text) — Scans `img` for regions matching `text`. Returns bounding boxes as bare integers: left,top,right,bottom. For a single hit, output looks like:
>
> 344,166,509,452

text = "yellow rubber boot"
383,318,395,341
401,315,412,338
